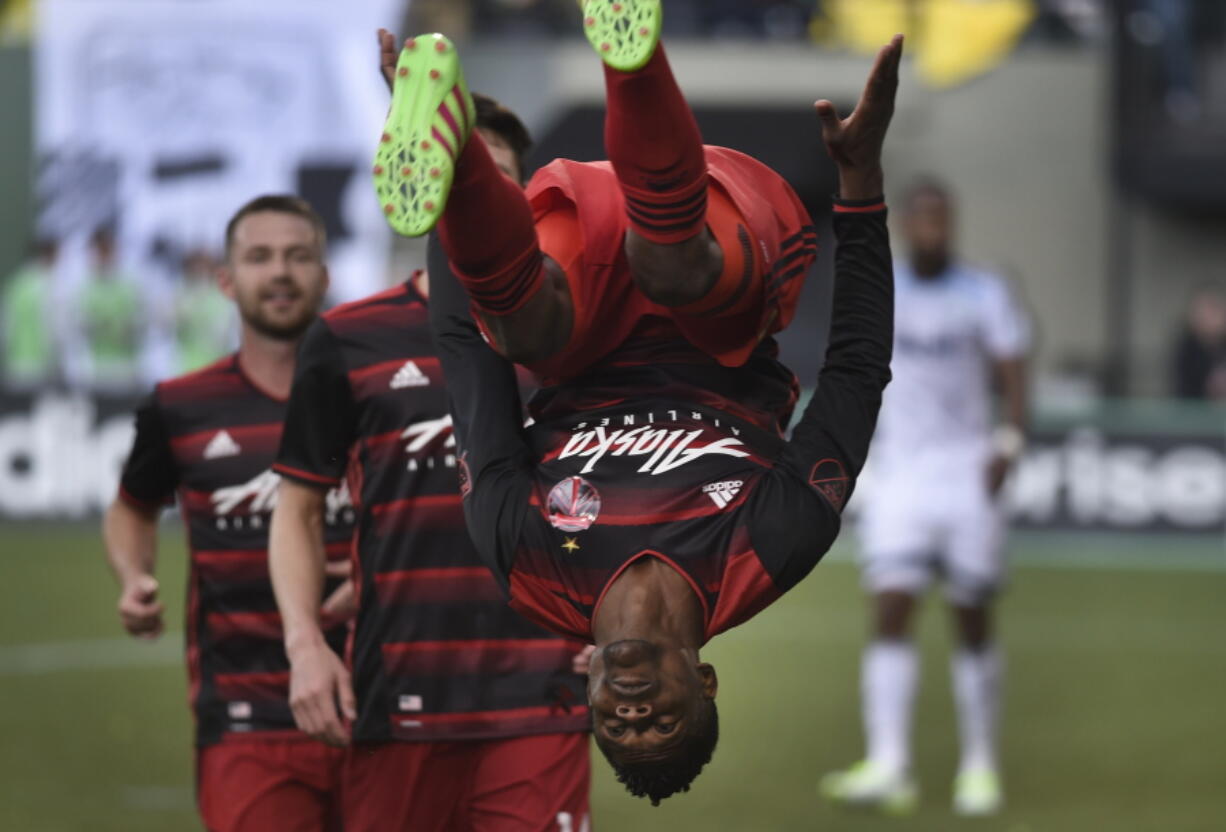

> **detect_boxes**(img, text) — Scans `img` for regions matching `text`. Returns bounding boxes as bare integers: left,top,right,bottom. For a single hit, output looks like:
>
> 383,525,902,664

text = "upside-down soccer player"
269,67,593,831
104,196,351,831
377,0,902,805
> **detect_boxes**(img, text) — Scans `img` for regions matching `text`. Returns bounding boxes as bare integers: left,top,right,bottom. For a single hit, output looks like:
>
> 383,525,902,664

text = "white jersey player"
822,179,1030,816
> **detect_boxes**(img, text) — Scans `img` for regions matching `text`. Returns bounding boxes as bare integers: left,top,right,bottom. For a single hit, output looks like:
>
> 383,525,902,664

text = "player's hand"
288,639,356,747
320,579,358,625
572,644,596,675
815,34,903,199
377,28,398,93
117,574,164,640
986,455,1012,497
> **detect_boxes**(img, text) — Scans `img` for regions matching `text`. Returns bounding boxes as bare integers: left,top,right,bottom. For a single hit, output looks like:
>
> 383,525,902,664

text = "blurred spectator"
1,237,60,390
1171,285,1226,400
76,228,143,392
175,249,235,373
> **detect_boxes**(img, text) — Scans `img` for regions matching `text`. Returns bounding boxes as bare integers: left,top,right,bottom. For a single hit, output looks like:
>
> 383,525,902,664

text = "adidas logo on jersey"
702,479,743,509
203,430,241,460
390,361,430,389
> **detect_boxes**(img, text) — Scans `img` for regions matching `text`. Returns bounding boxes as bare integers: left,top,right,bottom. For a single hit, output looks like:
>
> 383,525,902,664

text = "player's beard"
237,277,320,341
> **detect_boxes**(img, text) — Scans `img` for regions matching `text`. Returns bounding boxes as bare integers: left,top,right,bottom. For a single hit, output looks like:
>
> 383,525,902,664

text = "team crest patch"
457,453,472,498
809,458,849,511
547,475,602,532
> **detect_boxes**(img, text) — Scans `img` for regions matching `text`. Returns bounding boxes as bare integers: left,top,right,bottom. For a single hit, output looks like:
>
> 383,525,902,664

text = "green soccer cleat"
820,760,919,816
373,33,476,237
581,0,662,72
953,768,1003,816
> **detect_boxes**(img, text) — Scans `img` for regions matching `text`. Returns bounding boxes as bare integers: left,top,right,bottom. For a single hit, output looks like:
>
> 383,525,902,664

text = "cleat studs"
401,166,412,177
601,43,611,52
421,140,432,150
380,132,391,143
613,3,622,11
398,67,408,77
373,164,384,175
406,38,417,50
430,167,441,179
424,201,436,212
585,17,595,27
435,40,447,53
384,204,395,215
430,69,440,80
639,27,650,36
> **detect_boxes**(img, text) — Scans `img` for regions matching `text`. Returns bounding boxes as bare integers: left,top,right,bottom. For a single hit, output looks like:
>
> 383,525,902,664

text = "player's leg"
376,34,574,364
461,733,592,832
587,2,724,306
197,740,341,832
945,496,1007,816
341,742,473,832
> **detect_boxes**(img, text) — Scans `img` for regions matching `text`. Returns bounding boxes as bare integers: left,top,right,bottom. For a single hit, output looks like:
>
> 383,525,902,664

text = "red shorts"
524,145,817,384
197,737,345,832
343,732,591,832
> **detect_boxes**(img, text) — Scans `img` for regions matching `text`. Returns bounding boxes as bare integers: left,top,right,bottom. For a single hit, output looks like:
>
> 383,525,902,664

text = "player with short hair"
103,195,351,831
269,78,592,832
381,1,903,804
821,179,1031,816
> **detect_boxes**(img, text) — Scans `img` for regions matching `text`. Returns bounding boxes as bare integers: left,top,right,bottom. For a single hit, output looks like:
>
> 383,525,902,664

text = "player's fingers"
324,559,352,579
814,100,843,140
337,670,358,722
321,580,357,624
134,574,160,602
863,35,903,107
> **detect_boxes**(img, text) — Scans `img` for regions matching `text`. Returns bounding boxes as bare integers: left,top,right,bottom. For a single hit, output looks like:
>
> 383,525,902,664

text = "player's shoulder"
323,277,421,324
154,353,242,406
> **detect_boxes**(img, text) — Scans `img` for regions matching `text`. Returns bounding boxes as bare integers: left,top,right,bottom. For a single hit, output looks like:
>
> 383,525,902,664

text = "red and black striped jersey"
274,278,589,743
118,354,353,747
481,397,840,644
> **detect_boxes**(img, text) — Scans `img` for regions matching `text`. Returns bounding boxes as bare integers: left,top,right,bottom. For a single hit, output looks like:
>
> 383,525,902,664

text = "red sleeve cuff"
832,198,887,214
118,484,169,512
272,462,341,488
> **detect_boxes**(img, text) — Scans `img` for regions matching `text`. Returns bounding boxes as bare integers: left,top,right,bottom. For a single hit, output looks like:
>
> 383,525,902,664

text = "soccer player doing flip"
378,0,902,805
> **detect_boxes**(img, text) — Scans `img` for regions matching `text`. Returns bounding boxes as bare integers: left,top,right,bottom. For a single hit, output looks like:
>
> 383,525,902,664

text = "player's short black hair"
472,92,533,179
224,195,327,259
596,698,719,806
902,177,953,211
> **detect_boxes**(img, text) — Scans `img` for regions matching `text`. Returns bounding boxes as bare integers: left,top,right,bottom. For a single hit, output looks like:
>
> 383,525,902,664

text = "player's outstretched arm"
270,479,356,746
786,37,902,494
102,498,164,640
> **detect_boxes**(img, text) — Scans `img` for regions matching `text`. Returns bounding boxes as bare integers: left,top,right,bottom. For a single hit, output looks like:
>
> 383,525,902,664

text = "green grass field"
1,523,1223,831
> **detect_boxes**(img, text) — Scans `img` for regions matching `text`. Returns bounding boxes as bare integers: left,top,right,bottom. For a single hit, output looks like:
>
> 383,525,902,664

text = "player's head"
472,92,533,185
901,177,955,276
89,227,118,271
587,639,719,805
220,195,329,341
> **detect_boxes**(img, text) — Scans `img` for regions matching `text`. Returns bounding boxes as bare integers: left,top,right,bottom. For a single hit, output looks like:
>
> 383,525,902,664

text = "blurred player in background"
102,196,352,832
822,179,1031,816
270,74,592,832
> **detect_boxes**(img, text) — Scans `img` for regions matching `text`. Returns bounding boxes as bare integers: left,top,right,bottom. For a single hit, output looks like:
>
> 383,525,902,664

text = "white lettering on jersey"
558,425,749,476
401,415,456,454
211,469,352,522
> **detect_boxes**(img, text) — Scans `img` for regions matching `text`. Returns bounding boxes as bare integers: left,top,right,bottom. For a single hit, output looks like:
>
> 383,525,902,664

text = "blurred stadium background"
0,0,1222,830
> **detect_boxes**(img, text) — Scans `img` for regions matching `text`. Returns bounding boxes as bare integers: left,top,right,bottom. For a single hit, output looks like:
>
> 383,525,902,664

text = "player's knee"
626,230,723,308
874,590,917,639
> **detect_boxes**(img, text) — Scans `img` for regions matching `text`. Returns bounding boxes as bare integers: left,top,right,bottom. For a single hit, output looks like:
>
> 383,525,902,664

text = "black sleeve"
118,393,178,510
779,200,894,512
427,234,532,590
274,318,358,488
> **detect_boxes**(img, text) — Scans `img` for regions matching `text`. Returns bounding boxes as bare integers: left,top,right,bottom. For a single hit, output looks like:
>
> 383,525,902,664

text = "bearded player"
378,1,902,804
269,82,592,832
103,196,352,831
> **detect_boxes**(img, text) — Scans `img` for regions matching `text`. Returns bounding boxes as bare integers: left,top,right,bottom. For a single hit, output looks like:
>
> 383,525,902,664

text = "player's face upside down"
587,639,720,805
